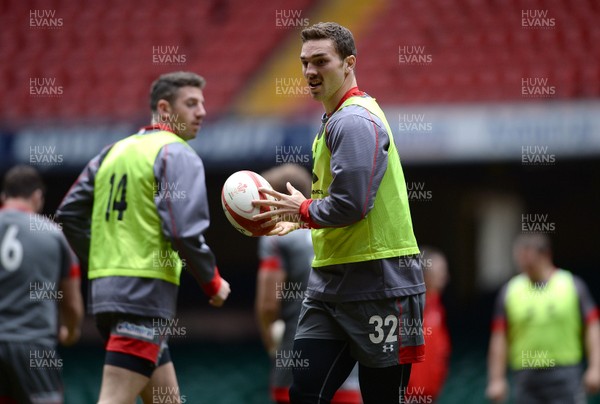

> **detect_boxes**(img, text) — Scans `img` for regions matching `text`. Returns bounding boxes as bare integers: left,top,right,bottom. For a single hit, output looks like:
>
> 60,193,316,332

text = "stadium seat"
3,0,599,123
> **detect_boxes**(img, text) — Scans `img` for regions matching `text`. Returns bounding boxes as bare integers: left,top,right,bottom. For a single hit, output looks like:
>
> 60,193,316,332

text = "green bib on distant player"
89,131,188,285
505,270,582,370
310,95,419,267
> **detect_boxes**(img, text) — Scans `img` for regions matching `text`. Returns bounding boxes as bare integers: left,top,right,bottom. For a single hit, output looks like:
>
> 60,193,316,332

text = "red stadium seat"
2,0,599,122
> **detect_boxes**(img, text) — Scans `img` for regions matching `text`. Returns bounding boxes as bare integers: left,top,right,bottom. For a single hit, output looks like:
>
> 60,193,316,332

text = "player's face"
300,39,347,105
168,86,206,140
424,255,448,292
513,244,537,273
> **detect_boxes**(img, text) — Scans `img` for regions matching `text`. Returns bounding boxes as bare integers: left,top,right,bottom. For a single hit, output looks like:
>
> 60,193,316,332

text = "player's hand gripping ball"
221,170,277,236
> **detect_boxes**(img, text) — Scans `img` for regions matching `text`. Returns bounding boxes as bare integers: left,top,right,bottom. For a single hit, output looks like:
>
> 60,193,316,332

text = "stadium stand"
1,0,318,123
356,0,600,104
2,0,598,123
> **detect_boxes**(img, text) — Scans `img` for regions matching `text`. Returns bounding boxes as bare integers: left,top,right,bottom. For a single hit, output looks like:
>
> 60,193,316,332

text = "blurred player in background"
0,165,83,404
56,72,231,404
486,233,600,403
253,22,425,404
255,164,362,404
405,247,451,403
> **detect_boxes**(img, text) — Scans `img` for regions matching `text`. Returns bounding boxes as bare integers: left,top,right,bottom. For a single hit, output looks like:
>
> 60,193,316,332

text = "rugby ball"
270,319,285,351
221,171,276,237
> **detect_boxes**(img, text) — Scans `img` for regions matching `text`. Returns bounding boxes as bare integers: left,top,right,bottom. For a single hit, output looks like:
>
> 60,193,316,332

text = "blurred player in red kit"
405,247,451,403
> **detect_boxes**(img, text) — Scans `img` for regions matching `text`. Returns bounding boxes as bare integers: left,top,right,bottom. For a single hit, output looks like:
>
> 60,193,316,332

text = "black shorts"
96,313,172,378
0,341,63,404
513,365,586,404
295,294,426,368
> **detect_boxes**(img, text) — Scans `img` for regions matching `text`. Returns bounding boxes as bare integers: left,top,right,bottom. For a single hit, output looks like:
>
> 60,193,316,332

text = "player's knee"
290,371,336,404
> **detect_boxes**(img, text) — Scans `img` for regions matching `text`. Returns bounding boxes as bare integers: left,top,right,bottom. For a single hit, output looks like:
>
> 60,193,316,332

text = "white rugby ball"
221,170,276,237
270,319,285,350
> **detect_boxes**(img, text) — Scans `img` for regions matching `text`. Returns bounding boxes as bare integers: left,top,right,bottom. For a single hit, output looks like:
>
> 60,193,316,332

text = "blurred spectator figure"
0,165,83,403
486,233,600,403
255,163,362,404
405,247,451,403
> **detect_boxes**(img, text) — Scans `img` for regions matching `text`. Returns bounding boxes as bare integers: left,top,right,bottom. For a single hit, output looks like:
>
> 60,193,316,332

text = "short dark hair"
149,71,206,112
2,165,45,198
301,22,356,59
